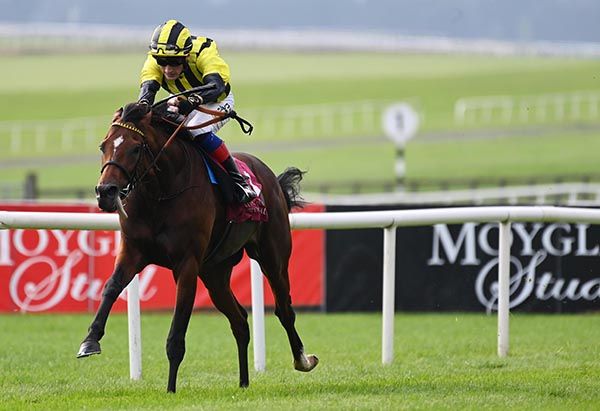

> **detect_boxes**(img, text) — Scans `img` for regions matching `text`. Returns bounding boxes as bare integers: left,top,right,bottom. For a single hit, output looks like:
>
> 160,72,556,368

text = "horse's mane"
121,102,149,123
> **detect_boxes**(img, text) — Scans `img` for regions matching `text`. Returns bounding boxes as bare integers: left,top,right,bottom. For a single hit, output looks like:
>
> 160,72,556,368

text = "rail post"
127,276,142,380
382,226,397,365
250,259,266,372
497,221,511,358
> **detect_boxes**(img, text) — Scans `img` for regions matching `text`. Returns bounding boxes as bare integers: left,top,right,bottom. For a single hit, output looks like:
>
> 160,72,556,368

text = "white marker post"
127,276,142,380
382,103,420,190
250,259,266,372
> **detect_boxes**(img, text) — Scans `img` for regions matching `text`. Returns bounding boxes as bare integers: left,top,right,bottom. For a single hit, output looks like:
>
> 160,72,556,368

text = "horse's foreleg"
203,263,250,388
77,251,142,358
166,258,198,393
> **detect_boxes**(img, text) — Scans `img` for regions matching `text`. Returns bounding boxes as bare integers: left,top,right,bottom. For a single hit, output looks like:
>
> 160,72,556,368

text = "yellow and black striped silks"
141,35,231,101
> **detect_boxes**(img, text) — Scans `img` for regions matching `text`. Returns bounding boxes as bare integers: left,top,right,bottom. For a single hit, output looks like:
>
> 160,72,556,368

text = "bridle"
100,121,155,199
99,105,254,201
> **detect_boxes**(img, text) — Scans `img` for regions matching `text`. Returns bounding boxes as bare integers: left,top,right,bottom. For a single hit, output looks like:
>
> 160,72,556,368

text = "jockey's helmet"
148,20,193,57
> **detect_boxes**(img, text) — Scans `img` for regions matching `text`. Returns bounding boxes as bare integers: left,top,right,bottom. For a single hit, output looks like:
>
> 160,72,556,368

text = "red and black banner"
0,202,324,313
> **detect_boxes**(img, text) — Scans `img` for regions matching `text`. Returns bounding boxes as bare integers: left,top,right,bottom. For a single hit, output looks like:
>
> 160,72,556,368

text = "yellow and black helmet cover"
148,20,193,57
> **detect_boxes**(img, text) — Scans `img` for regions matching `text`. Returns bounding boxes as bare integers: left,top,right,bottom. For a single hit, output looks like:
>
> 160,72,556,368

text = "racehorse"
77,102,318,393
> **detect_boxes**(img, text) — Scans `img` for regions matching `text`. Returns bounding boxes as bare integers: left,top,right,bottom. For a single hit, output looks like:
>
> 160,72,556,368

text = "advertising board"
0,203,324,312
326,205,600,312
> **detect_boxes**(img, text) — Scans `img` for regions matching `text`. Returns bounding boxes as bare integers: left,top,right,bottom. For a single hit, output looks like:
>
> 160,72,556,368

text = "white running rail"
454,90,600,126
310,182,600,206
0,116,108,155
0,100,394,156
3,206,600,378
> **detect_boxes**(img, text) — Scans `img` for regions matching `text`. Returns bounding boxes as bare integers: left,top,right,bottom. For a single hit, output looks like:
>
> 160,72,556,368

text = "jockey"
138,19,257,204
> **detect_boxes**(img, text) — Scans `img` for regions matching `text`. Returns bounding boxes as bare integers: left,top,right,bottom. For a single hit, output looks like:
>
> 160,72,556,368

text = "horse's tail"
277,167,307,211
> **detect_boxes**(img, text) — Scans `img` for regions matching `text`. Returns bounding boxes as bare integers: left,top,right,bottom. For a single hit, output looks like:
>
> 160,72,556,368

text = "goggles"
149,41,187,54
153,56,187,67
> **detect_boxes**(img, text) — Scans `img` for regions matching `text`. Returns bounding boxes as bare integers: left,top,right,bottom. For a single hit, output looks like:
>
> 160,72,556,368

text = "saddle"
191,143,268,223
157,109,267,223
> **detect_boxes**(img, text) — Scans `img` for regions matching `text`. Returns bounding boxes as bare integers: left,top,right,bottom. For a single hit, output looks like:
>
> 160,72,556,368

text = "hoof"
294,354,319,372
77,340,101,358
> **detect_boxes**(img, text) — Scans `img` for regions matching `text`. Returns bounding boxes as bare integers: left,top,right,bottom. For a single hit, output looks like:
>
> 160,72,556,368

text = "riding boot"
193,131,257,203
221,156,258,204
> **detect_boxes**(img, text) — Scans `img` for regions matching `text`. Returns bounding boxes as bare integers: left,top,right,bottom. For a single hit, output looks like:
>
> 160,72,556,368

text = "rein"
152,83,254,134
136,113,191,183
102,104,254,203
160,106,254,135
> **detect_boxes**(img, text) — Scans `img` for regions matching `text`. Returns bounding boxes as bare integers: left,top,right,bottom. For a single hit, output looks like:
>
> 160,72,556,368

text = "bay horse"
77,102,318,393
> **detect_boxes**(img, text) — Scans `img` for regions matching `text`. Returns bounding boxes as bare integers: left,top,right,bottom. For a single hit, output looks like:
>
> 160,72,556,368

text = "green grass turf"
3,52,599,127
406,131,600,180
0,312,599,410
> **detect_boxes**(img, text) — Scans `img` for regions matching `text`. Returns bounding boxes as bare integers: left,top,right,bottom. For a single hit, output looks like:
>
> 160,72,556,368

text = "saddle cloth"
203,156,268,223
226,159,268,223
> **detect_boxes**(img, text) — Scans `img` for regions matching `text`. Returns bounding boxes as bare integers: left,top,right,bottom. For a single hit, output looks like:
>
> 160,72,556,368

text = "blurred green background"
1,51,600,196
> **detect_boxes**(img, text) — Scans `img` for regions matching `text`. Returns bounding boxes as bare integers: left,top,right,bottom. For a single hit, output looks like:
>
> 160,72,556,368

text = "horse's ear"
112,107,123,122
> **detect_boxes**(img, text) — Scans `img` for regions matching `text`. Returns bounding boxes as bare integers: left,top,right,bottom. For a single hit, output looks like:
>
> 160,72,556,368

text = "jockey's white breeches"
186,92,235,136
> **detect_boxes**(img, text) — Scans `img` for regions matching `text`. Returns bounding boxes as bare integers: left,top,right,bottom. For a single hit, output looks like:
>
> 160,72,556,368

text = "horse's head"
96,103,152,212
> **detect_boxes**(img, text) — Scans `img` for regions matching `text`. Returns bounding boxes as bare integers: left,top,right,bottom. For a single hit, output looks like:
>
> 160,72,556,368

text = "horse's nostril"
97,184,119,198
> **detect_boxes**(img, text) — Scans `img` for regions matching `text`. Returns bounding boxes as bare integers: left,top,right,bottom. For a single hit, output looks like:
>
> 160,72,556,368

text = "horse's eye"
130,145,141,155
99,144,105,153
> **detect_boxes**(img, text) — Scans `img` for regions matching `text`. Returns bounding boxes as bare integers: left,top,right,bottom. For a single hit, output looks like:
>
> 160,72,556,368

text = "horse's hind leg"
249,235,319,372
202,260,250,387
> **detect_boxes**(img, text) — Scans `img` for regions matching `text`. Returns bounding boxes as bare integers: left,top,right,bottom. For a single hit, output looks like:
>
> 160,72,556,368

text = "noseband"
100,122,153,198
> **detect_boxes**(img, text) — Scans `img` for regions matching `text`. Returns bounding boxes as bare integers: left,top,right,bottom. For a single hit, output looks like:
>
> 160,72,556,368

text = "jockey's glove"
177,98,196,115
174,93,203,115
187,93,204,107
